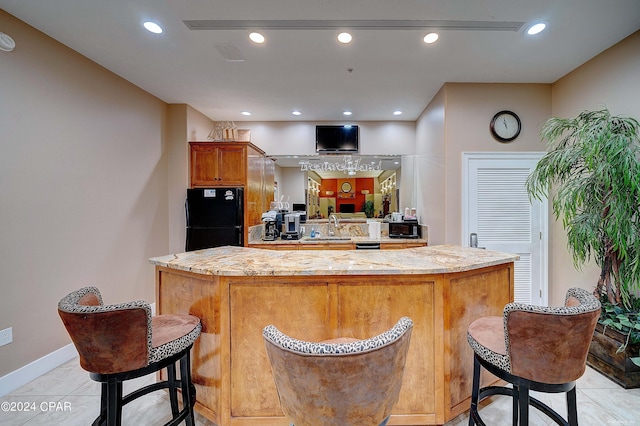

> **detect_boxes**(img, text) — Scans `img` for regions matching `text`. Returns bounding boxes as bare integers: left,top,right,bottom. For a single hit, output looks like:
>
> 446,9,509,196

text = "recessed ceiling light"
292,111,302,116
526,22,546,35
337,32,352,44
241,111,252,116
143,21,163,34
393,110,403,116
423,32,439,44
249,32,265,43
343,111,352,116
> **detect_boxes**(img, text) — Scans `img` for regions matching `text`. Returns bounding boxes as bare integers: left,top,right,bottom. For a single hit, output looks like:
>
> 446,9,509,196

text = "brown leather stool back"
467,287,600,426
263,317,413,426
58,288,151,374
58,286,202,426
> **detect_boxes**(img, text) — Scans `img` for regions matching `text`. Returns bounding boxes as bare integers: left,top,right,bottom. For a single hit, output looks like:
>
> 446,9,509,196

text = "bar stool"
58,286,202,426
466,287,600,425
263,316,413,426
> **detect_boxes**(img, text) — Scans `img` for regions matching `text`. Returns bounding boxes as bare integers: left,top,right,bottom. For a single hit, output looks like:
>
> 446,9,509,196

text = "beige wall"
414,87,446,243
240,121,416,156
414,31,640,306
0,10,170,375
166,105,215,254
415,83,552,245
443,83,553,244
547,30,640,305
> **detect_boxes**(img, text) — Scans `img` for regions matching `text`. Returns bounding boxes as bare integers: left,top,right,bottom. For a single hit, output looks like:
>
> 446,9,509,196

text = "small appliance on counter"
262,210,280,241
292,203,307,223
390,212,403,222
403,207,418,221
282,213,301,240
389,219,421,239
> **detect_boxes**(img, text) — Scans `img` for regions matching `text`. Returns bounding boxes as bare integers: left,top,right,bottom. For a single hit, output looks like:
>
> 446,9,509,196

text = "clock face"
490,111,521,142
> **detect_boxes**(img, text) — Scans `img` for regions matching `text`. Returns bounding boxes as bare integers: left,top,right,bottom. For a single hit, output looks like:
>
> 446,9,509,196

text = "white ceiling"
1,0,639,123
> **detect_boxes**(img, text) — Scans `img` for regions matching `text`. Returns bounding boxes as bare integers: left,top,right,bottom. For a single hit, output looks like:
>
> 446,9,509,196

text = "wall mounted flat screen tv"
316,125,359,153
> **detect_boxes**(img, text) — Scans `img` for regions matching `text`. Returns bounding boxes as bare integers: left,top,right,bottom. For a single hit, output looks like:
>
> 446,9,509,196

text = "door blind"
514,253,532,304
477,168,531,243
476,167,533,303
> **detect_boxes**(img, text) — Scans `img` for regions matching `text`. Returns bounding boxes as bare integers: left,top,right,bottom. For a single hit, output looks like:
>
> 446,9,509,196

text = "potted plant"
362,200,375,218
526,108,640,388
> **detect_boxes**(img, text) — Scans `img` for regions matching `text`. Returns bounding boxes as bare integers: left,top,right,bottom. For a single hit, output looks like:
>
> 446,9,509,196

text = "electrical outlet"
0,327,13,346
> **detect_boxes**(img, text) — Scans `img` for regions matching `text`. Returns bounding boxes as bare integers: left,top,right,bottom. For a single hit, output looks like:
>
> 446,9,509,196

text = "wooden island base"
153,246,514,426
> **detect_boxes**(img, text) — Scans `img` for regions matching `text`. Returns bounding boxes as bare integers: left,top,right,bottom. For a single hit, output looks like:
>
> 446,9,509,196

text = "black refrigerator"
185,188,244,251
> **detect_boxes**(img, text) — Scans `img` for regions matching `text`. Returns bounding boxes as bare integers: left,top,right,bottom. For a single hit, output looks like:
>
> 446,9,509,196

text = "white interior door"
462,153,548,305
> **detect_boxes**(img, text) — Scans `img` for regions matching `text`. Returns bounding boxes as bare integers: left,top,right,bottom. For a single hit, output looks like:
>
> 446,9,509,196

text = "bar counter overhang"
150,245,518,425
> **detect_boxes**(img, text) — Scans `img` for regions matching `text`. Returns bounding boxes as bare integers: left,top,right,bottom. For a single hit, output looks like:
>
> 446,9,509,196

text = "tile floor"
1,358,639,425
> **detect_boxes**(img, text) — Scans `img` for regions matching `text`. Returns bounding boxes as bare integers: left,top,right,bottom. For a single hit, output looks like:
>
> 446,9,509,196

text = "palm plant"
526,108,640,308
362,200,375,218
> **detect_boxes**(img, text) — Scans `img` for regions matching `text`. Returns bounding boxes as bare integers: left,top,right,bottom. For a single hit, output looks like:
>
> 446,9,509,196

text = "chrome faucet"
328,214,340,236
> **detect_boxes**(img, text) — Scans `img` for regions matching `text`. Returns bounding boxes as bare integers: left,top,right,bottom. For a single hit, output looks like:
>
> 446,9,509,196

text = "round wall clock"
490,110,521,142
341,182,352,193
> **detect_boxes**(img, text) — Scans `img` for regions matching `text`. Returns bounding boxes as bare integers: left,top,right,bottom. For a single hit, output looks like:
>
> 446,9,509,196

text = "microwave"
389,221,421,239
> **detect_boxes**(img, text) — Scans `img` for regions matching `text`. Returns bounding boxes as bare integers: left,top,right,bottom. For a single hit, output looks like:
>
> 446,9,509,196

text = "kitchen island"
150,245,517,425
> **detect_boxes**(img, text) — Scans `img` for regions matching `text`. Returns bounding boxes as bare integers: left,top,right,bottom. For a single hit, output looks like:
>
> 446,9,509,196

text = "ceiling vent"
214,43,246,62
184,19,524,32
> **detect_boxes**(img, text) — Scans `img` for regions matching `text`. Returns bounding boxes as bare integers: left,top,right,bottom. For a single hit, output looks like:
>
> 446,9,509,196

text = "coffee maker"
261,211,280,241
263,219,278,241
282,213,301,240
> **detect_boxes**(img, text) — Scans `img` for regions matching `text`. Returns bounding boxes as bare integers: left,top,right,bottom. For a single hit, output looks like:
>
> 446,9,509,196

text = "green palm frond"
526,108,640,308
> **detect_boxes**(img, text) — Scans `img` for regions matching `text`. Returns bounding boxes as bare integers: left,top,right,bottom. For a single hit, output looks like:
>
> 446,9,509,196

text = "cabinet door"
337,276,437,416
217,146,246,185
190,143,246,187
230,280,331,417
264,158,276,212
245,146,265,227
380,243,407,250
190,144,220,187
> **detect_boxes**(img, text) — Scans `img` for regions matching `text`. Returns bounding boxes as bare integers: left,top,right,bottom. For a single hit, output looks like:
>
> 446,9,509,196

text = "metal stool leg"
180,350,196,426
567,386,578,426
469,355,481,426
103,378,123,426
517,379,530,426
167,362,179,416
512,384,519,426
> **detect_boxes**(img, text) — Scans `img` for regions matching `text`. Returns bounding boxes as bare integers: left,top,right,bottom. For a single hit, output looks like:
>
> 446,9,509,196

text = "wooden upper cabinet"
190,142,248,187
190,141,268,245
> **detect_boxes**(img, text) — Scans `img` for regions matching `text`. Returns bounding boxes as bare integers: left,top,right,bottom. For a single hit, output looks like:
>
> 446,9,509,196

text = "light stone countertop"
149,245,519,277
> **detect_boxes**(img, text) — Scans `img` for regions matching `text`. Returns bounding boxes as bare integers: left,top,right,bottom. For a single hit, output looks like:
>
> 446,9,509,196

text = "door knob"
469,233,485,249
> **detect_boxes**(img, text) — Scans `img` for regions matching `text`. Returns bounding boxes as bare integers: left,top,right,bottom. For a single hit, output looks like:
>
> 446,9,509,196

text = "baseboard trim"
0,303,156,397
0,343,78,397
